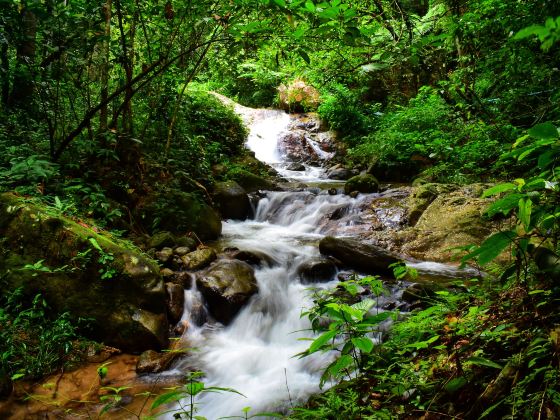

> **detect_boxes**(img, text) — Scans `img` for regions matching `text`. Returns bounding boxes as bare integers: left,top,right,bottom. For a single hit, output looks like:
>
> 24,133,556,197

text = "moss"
0,193,167,352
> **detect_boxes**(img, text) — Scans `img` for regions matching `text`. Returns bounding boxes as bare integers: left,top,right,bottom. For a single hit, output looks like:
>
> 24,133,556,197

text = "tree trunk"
99,0,112,132
10,5,37,109
1,42,9,106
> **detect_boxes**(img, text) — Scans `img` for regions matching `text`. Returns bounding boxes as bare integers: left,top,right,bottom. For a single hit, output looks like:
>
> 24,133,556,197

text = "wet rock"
166,282,185,324
212,180,251,220
297,258,337,283
326,165,353,180
148,231,176,249
286,162,306,171
229,249,275,267
344,174,379,195
174,246,193,256
328,188,337,196
319,236,399,275
349,191,359,198
174,236,197,252
278,131,320,162
170,271,193,289
190,300,208,327
155,247,173,264
160,268,175,278
136,350,179,374
197,260,258,324
181,248,217,271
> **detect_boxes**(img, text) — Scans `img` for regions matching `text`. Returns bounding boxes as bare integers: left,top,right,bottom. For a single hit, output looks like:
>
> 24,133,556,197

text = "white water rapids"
163,106,474,419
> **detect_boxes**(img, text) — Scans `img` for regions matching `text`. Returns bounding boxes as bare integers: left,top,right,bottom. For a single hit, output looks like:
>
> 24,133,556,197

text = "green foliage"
149,371,245,419
300,275,393,387
349,87,511,182
317,84,380,144
0,289,80,380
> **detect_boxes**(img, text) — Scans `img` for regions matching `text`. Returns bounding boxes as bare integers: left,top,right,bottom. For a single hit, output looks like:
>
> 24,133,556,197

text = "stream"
165,105,473,418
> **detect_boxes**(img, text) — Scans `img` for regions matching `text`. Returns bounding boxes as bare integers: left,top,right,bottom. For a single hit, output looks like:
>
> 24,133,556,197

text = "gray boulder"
319,236,398,275
297,258,337,283
196,260,258,324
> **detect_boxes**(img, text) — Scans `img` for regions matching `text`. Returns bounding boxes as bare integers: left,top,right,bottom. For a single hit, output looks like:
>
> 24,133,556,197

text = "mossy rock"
136,188,221,240
212,180,251,220
227,169,276,193
0,193,168,353
344,174,379,195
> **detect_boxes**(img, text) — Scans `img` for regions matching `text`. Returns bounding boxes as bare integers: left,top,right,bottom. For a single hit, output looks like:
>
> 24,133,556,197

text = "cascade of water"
169,103,469,418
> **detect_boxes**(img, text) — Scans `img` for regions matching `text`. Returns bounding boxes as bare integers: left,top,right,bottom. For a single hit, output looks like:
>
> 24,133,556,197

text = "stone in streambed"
212,180,251,220
181,248,217,271
196,260,258,324
297,258,337,283
344,174,379,195
286,162,306,171
229,249,276,267
148,231,177,249
165,282,184,324
319,236,398,275
155,247,173,264
136,350,179,374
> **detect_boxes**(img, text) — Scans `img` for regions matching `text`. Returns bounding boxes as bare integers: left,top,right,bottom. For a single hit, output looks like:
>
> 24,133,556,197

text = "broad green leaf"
482,183,517,198
462,231,515,266
351,337,374,353
151,390,184,409
309,330,337,353
326,354,354,378
186,381,204,396
528,122,558,140
518,198,532,228
304,0,315,12
297,49,310,64
445,376,467,393
465,356,503,369
513,24,545,40
485,193,525,217
351,298,375,313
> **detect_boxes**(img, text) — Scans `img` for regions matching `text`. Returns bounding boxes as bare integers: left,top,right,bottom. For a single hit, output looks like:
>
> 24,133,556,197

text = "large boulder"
344,174,380,195
326,165,354,180
227,169,276,193
297,258,337,283
319,236,398,275
196,260,258,324
135,188,221,240
0,193,168,353
212,180,251,220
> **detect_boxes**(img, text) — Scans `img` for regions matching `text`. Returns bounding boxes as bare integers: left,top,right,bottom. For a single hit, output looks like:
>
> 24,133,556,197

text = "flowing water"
168,107,473,418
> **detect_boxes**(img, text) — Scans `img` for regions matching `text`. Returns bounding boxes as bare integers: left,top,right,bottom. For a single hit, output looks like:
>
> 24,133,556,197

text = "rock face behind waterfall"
196,259,258,324
319,236,399,275
0,193,168,353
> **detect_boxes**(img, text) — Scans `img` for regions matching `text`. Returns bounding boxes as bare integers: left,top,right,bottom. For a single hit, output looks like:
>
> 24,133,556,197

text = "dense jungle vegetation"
1,0,560,418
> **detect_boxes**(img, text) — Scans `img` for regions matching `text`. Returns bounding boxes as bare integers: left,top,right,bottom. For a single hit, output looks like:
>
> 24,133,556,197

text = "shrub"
317,84,381,145
348,87,513,182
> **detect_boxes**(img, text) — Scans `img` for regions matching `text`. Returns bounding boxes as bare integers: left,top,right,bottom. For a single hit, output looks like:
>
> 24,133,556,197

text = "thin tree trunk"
1,43,9,106
99,0,112,132
10,5,37,109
